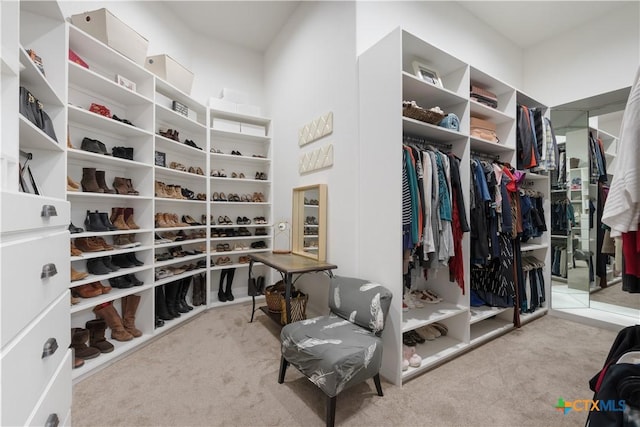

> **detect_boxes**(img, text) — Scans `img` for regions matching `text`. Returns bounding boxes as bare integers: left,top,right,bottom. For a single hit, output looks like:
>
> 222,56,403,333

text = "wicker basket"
265,280,285,313
570,157,580,168
280,290,308,325
402,103,445,124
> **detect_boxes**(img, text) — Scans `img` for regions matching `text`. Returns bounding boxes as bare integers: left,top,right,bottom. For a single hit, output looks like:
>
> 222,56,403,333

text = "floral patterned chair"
278,276,393,427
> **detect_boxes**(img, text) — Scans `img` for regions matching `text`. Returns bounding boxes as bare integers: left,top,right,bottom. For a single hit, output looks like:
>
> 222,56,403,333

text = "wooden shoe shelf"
358,28,551,385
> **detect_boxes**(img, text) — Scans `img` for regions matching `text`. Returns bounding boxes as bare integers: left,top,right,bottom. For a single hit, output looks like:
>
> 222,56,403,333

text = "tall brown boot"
85,319,114,353
93,302,133,341
96,170,116,193
124,207,140,229
121,294,142,338
110,207,129,230
81,168,103,193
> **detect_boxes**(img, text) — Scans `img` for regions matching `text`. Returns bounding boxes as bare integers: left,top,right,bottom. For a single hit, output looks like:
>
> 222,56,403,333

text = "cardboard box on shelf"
145,54,194,95
71,8,148,66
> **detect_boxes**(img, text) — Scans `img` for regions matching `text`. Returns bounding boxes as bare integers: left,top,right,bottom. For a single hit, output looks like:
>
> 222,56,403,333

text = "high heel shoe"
112,177,129,195
126,178,139,195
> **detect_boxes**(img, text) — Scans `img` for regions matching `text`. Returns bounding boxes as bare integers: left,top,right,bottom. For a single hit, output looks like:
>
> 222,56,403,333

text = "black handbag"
19,86,58,142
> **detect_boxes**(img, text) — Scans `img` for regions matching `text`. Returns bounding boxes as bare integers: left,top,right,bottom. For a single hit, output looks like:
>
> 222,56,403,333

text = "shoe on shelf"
67,176,80,192
415,325,437,341
71,267,89,282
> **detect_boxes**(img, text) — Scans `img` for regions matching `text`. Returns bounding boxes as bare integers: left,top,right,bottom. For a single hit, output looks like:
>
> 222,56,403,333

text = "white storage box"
213,118,241,133
237,104,262,117
145,54,194,95
241,123,266,137
71,8,148,66
209,98,237,113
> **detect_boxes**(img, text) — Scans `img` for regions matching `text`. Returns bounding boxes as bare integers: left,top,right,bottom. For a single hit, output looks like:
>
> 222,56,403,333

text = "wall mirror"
550,88,639,322
292,184,327,261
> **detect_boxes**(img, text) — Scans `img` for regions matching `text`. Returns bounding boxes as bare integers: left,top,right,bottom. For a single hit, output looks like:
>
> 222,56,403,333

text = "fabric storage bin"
470,116,499,143
241,123,266,137
145,54,194,95
212,118,241,133
71,8,148,65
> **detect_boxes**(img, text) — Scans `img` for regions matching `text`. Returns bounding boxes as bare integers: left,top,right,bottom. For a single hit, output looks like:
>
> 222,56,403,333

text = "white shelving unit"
358,28,550,385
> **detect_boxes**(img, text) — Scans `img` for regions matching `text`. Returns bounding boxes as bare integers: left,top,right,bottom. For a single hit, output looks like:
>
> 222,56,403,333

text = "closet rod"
402,134,452,150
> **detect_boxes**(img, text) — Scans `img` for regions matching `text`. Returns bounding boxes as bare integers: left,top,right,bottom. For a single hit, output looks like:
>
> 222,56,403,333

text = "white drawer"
26,350,72,427
1,231,70,347
1,292,71,427
0,192,69,235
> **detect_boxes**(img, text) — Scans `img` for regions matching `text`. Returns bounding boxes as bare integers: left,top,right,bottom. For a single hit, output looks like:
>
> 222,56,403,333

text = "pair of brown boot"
70,319,114,369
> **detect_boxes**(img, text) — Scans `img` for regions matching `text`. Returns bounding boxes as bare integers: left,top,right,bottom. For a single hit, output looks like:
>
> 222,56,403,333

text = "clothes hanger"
617,351,640,364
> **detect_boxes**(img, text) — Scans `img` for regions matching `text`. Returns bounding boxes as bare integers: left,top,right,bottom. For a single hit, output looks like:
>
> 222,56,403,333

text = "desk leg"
285,273,292,324
249,260,256,323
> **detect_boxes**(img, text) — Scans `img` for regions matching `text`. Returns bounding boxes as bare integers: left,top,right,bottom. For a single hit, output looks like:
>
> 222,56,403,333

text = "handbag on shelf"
19,86,57,142
38,100,58,142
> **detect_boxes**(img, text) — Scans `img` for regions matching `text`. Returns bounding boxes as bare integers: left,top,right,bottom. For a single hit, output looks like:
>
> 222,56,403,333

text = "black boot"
174,278,189,313
225,268,235,301
164,281,181,318
218,270,228,302
85,210,108,232
179,277,193,311
199,273,207,305
155,286,173,321
191,274,202,306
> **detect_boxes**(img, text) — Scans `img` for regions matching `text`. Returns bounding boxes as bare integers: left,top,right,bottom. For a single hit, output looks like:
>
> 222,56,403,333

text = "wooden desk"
248,252,337,325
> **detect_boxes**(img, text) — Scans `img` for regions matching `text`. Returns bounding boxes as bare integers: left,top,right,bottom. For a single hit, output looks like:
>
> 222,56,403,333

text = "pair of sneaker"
415,324,443,341
402,345,422,371
402,292,425,311
412,289,442,304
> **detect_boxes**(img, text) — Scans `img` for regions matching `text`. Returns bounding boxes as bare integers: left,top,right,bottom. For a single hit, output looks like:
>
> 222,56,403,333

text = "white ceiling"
163,1,628,52
457,1,628,48
162,1,300,52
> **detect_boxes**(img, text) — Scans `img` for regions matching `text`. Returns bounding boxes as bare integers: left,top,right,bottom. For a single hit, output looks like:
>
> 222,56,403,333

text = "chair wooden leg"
373,373,383,396
278,356,288,384
326,395,336,427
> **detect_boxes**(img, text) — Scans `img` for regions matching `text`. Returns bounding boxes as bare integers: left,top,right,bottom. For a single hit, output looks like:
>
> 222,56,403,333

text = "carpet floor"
72,304,619,426
590,280,640,310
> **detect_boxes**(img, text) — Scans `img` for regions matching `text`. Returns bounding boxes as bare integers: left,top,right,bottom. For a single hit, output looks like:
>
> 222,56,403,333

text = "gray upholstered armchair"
278,276,393,427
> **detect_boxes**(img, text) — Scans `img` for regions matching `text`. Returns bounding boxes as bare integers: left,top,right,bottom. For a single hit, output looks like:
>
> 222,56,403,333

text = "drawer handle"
45,413,59,427
41,337,58,358
40,205,58,217
41,263,58,278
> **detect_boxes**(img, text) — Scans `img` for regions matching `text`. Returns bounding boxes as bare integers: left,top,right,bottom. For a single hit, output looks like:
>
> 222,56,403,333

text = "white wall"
264,1,358,311
356,1,524,88
523,2,639,107
59,1,265,108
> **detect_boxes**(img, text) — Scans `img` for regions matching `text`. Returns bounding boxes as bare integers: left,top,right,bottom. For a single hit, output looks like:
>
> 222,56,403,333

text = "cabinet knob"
41,337,58,358
40,205,58,217
41,263,58,278
45,413,59,427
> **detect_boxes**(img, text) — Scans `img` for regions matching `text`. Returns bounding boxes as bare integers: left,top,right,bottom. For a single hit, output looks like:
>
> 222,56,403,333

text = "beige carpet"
591,280,640,310
72,305,619,427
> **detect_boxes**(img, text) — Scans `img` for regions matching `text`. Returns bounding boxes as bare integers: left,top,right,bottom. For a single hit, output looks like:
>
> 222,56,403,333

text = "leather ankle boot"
85,210,108,232
126,178,139,195
70,327,101,359
155,286,173,321
225,268,235,301
98,211,118,231
125,252,144,267
164,281,181,318
155,213,169,228
123,207,139,229
96,170,116,193
121,295,142,338
85,319,114,353
113,177,128,195
111,207,129,230
81,168,103,193
93,302,133,342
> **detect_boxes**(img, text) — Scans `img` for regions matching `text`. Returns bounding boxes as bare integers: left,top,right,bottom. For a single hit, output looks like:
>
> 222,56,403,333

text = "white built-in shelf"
470,318,513,345
210,108,271,127
304,204,319,208
67,192,152,201
211,235,271,242
68,62,152,106
155,134,205,156
469,306,510,324
1,56,18,76
211,247,270,256
70,283,154,314
70,264,151,287
155,104,207,137
402,302,467,332
154,253,206,268
68,105,151,138
71,228,152,238
210,152,270,164
516,91,547,111
154,267,207,286
470,136,515,155
154,238,207,250
154,197,207,205
19,47,64,106
67,148,151,170
469,99,515,124
402,71,468,107
155,166,207,181
210,261,263,271
521,243,549,252
519,307,548,325
210,201,270,206
152,305,207,334
401,336,467,380
19,115,64,151
210,177,271,184
211,128,271,144
402,117,467,143
212,223,271,229
155,78,206,118
70,245,152,262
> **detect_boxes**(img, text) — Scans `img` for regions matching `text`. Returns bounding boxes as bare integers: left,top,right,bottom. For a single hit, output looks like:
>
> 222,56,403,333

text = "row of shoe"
76,168,139,195
158,128,202,150
214,256,234,266
155,180,205,200
156,230,207,243
211,192,266,202
210,148,266,159
248,275,266,296
402,289,443,311
251,240,267,249
304,216,318,225
73,253,143,278
168,162,204,176
84,208,140,233
403,322,448,346
79,137,134,161
155,277,197,325
303,240,318,249
72,237,112,254
155,212,202,228
71,281,112,300
155,245,204,261
304,227,318,235
304,198,319,205
211,227,252,237
155,260,206,280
